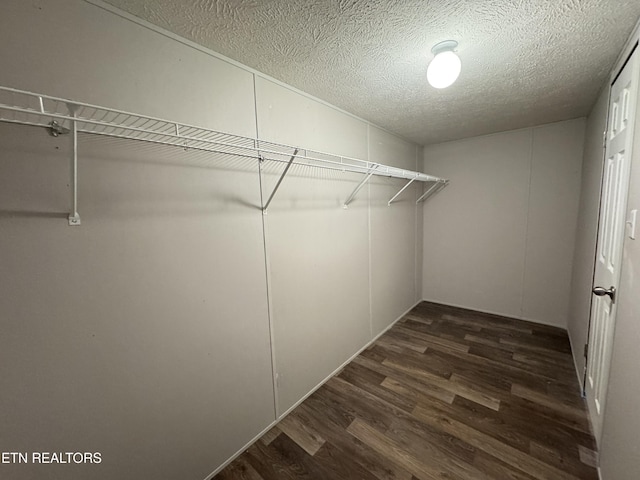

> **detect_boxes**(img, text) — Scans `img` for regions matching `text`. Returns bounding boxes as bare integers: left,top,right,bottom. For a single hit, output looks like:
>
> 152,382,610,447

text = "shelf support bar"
263,148,299,214
388,178,416,206
68,104,81,226
343,165,379,209
416,180,447,204
416,181,440,204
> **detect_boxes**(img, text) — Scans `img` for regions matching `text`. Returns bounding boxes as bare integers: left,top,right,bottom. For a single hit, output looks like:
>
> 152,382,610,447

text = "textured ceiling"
100,0,640,146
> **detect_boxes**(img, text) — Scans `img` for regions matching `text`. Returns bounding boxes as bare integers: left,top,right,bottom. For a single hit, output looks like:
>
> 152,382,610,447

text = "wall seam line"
367,124,374,339
252,73,279,422
520,129,535,318
415,144,419,302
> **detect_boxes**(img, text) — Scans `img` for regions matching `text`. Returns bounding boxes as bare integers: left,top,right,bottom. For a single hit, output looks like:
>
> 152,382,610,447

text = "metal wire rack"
0,86,448,224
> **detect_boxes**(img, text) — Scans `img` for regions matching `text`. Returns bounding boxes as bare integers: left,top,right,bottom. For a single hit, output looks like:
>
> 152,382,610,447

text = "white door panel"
586,48,640,443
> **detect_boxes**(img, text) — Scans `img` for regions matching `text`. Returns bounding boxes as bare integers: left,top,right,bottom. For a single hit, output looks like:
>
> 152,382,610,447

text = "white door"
586,47,640,443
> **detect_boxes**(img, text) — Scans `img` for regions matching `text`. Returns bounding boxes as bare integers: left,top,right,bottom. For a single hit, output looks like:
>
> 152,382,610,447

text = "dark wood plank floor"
215,302,598,480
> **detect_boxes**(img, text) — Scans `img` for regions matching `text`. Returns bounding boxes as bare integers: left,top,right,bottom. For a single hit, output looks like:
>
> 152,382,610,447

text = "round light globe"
427,50,461,89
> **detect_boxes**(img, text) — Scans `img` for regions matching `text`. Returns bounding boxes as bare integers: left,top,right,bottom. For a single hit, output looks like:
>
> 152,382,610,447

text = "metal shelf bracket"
48,120,70,137
343,165,379,209
262,148,299,214
416,180,448,204
388,178,416,206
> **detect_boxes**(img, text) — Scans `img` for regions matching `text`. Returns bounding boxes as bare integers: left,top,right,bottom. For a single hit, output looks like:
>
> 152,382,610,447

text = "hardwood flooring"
215,302,598,480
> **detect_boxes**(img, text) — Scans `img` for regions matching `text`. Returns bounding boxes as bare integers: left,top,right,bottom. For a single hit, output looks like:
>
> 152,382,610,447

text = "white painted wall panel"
256,79,371,414
369,127,419,335
368,125,417,171
0,1,267,479
262,168,371,414
422,129,531,318
423,119,585,326
0,125,274,480
255,77,368,159
416,146,425,299
522,119,585,326
0,0,256,137
370,187,417,335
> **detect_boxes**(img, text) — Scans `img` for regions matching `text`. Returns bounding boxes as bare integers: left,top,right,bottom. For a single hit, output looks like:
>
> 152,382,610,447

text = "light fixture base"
431,40,458,55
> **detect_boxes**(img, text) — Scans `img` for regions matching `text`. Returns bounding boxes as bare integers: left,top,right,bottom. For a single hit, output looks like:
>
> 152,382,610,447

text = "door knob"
593,285,616,303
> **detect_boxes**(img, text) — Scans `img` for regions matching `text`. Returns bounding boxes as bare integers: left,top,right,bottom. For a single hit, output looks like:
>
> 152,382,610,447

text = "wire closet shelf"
0,86,448,224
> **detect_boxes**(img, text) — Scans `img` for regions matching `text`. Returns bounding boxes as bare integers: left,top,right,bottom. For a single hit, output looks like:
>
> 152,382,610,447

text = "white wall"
422,119,585,327
369,127,422,336
567,87,609,389
255,77,372,414
1,0,256,137
0,125,275,480
0,1,424,479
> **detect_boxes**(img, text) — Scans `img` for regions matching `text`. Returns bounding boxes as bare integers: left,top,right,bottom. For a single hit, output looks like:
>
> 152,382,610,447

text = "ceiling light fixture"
427,40,461,89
